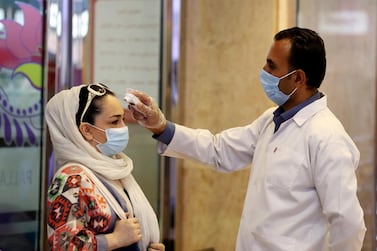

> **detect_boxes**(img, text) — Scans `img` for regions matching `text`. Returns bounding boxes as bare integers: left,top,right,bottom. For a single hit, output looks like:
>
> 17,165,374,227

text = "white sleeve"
159,123,258,172
313,135,366,251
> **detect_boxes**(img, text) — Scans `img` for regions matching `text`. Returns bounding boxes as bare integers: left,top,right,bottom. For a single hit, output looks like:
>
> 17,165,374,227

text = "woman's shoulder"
47,163,102,208
54,163,93,179
50,163,96,192
56,163,86,175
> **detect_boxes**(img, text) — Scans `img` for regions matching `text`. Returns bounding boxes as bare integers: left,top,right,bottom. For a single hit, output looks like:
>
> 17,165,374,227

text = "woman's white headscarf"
45,85,160,250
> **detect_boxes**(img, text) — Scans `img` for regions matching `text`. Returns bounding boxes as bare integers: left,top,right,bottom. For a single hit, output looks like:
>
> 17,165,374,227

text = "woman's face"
80,94,126,146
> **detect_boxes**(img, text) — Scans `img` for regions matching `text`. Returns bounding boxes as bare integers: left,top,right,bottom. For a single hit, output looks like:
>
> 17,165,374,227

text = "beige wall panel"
175,1,277,250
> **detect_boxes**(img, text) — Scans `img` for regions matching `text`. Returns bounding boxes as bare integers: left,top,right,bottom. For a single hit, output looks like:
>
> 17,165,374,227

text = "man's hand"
125,89,167,134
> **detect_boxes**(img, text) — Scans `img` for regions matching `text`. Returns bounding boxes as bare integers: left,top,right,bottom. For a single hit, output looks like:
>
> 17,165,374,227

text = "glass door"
0,0,44,250
297,1,377,250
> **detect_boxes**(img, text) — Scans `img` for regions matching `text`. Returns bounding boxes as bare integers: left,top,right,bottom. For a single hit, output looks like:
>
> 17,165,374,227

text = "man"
127,27,366,251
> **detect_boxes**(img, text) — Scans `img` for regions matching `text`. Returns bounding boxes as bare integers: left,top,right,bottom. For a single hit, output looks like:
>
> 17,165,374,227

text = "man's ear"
295,69,306,85
79,123,94,141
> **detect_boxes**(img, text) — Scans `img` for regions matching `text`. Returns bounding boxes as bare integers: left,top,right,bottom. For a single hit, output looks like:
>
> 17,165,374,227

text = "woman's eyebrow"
109,114,122,119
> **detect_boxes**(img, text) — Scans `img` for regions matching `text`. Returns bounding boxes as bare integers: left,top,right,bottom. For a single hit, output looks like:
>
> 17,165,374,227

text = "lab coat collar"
292,93,327,127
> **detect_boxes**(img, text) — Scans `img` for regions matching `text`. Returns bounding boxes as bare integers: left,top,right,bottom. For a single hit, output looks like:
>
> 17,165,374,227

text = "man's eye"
266,62,276,70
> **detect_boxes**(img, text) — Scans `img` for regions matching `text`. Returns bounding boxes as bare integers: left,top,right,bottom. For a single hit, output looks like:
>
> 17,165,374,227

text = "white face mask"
90,124,129,156
260,69,297,106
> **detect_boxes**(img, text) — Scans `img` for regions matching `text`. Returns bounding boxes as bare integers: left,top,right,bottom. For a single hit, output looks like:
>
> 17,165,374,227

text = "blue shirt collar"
273,91,323,132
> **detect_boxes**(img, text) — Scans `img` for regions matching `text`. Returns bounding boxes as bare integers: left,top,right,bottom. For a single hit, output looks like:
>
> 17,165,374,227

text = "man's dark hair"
275,27,326,88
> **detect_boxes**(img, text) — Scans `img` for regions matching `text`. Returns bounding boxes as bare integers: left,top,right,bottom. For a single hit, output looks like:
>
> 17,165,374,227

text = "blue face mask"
90,125,129,156
260,69,297,106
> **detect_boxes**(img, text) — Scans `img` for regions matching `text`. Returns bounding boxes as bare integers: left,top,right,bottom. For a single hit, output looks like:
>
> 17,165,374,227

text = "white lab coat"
158,96,366,251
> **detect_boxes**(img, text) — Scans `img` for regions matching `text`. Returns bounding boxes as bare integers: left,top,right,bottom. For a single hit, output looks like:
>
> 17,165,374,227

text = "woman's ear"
79,123,94,141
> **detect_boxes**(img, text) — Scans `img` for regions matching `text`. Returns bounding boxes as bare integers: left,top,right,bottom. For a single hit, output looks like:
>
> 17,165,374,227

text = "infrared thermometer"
124,92,141,106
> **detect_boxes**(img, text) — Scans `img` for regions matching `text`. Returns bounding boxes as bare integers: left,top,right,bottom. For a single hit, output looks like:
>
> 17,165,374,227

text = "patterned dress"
47,164,140,251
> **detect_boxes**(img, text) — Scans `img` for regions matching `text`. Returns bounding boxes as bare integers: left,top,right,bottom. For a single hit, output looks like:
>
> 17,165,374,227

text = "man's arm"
313,137,366,251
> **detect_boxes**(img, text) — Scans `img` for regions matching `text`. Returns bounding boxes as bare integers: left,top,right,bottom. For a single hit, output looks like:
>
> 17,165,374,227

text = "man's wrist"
152,121,175,145
148,119,167,135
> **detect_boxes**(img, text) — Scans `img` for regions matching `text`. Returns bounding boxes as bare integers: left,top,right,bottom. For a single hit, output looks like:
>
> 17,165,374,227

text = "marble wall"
173,1,277,250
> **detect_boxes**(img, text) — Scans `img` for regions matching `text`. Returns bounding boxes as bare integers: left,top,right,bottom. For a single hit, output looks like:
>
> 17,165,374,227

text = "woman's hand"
106,217,142,250
148,242,165,251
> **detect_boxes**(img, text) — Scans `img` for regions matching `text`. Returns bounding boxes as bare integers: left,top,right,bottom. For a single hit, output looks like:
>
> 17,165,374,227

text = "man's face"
263,39,296,95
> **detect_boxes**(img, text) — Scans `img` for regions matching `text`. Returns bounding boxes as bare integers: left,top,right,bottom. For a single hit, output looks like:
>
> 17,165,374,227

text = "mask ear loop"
82,122,107,146
279,69,297,80
287,87,298,97
279,70,298,96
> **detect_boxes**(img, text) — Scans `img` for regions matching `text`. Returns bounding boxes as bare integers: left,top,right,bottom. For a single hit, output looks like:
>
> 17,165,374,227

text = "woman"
45,83,164,251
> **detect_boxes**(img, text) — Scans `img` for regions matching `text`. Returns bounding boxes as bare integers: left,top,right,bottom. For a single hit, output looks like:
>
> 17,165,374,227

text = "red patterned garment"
47,164,114,251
